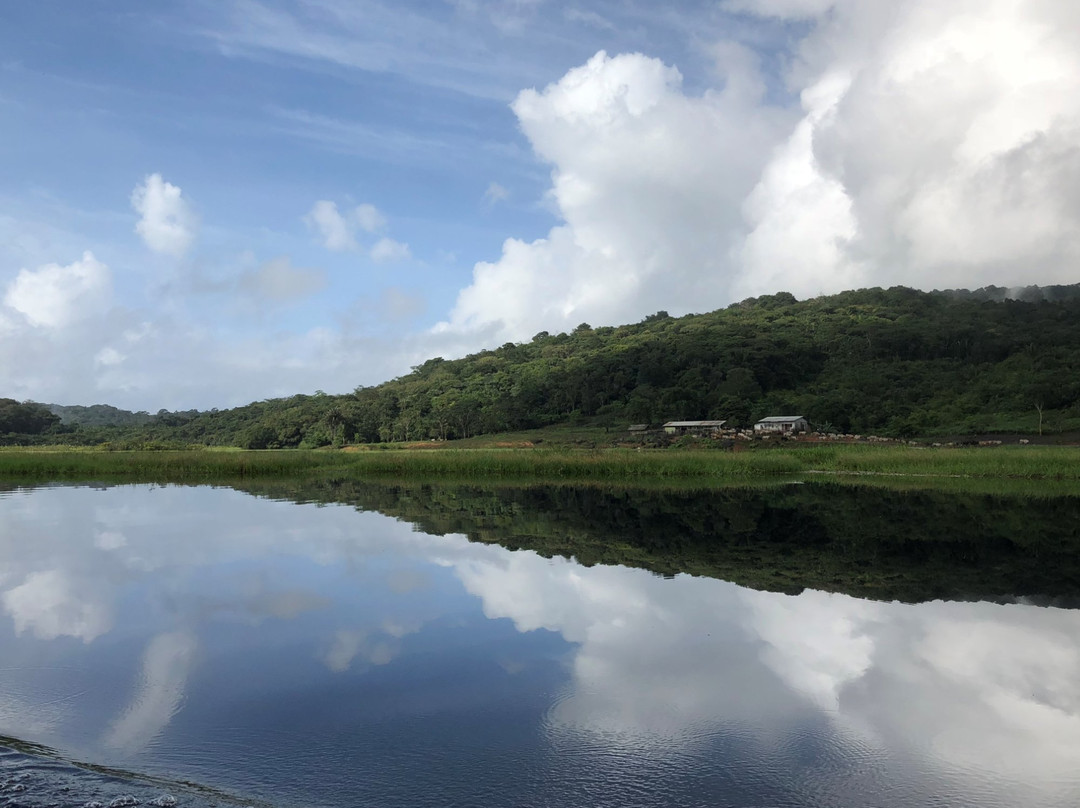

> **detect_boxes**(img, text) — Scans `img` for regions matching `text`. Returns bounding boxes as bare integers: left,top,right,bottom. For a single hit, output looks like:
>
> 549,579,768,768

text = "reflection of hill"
232,478,1080,604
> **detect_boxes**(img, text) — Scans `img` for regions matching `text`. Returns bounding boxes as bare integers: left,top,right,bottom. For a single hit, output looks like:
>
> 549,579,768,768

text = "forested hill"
8,284,1080,447
47,404,159,427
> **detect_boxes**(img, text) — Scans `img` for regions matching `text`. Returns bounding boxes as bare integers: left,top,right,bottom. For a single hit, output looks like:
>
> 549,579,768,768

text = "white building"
754,416,809,434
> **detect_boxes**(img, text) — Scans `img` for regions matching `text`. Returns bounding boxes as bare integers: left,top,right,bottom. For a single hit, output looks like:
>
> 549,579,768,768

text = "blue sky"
2,1,1078,409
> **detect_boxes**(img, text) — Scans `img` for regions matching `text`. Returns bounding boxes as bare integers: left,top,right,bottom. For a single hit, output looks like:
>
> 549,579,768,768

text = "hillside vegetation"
5,284,1080,448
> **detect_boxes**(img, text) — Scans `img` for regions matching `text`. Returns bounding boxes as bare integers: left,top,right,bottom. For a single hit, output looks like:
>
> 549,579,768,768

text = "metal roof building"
754,416,809,433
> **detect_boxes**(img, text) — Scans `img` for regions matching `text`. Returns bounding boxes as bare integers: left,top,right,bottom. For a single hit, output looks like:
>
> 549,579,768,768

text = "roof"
628,424,649,430
756,415,806,423
662,420,727,427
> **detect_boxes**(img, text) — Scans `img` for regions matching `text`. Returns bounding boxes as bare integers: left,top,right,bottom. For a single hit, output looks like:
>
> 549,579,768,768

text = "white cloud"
438,49,790,342
5,2,1080,411
354,203,386,234
304,200,390,252
370,237,411,263
731,0,1080,296
131,174,197,257
2,251,111,329
438,1,1080,343
304,200,356,251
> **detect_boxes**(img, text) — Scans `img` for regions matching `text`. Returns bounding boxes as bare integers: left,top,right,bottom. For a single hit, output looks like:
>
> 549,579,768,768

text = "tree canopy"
10,283,1080,447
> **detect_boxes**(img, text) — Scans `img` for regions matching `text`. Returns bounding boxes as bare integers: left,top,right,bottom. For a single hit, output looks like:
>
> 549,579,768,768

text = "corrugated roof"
756,416,805,423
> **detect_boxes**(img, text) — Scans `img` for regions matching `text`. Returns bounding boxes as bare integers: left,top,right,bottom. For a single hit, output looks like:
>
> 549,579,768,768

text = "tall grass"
0,444,1076,483
335,448,805,479
795,444,1080,479
0,449,344,479
0,447,803,481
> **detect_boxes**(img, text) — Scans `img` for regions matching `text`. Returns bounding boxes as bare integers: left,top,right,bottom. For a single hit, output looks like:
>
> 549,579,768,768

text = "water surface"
0,482,1078,807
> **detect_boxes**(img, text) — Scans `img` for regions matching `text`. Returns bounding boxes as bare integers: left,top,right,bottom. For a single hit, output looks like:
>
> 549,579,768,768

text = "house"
628,424,650,433
754,416,809,434
662,420,726,435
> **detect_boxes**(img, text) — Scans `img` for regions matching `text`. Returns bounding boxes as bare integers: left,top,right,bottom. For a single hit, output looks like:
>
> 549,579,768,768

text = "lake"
1,481,1078,807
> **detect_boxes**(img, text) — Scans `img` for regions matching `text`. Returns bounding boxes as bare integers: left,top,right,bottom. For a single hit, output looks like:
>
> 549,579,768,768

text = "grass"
0,442,1077,484
0,438,1075,483
0,448,344,479
0,446,800,481
784,443,1080,479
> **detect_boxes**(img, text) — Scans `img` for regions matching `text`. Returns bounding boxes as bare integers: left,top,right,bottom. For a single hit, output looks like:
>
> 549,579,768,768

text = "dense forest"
5,283,1080,448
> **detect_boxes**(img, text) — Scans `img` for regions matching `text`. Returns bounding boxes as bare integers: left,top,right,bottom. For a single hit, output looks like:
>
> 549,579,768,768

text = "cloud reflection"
0,484,1078,804
444,538,1080,802
103,631,199,756
2,569,112,643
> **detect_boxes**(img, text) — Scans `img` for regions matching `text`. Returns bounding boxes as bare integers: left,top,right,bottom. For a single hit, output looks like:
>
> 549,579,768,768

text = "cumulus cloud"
305,200,357,251
437,49,791,342
304,200,389,252
131,174,197,257
6,2,1079,410
2,251,111,329
354,202,386,234
0,249,153,405
370,236,411,263
439,1,1080,343
731,0,1080,297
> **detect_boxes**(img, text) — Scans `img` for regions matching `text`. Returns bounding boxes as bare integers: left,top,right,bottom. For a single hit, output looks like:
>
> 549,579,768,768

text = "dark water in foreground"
0,482,1078,807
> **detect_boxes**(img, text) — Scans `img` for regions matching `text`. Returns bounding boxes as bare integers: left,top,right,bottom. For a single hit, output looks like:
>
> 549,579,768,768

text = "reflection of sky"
0,485,1078,808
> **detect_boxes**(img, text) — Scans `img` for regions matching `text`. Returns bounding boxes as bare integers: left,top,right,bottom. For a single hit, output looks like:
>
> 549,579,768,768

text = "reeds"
793,444,1080,479
0,444,1076,483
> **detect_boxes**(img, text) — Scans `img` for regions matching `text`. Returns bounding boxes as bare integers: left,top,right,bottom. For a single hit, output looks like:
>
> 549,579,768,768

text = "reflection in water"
237,477,1080,603
104,631,199,756
3,568,112,643
0,483,1077,808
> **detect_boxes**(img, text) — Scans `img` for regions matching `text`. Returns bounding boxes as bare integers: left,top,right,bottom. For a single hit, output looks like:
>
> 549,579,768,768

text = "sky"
1,0,1078,410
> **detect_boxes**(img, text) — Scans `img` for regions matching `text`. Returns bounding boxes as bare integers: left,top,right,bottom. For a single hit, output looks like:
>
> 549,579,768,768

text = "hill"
47,403,158,427
8,284,1080,448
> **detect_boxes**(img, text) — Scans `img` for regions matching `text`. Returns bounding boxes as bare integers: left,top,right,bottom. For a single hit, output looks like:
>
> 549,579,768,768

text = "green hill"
10,284,1080,447
47,403,157,427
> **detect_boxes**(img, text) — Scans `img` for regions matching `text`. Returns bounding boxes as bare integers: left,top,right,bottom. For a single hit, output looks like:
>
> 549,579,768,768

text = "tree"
0,399,60,434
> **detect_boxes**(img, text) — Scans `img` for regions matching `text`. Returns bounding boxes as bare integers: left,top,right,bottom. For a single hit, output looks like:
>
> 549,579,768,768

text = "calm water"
1,482,1079,807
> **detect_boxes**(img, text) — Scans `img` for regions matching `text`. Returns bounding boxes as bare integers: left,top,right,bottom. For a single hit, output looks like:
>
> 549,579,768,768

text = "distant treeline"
6,283,1080,447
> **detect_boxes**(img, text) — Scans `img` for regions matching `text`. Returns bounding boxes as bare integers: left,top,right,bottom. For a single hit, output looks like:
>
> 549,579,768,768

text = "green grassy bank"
0,443,1078,483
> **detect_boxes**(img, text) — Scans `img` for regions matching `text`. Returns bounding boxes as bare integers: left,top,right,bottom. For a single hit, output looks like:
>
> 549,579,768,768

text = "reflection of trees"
230,480,1080,604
